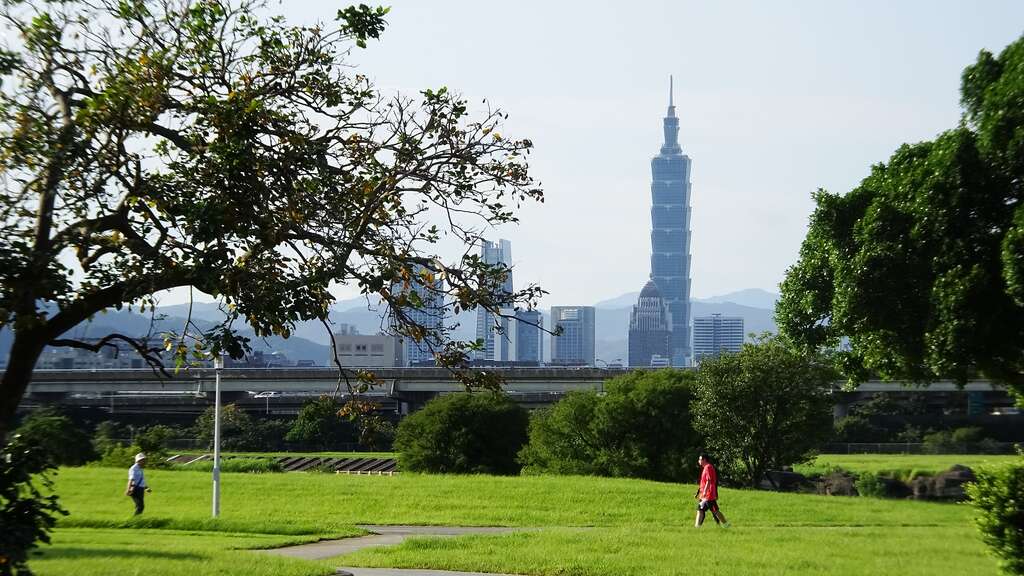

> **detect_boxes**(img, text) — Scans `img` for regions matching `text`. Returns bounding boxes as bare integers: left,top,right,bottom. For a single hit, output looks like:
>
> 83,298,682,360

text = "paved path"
262,525,525,576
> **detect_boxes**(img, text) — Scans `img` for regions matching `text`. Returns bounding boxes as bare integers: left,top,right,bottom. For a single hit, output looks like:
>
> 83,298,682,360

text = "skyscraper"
693,314,744,363
649,76,693,366
514,309,543,363
475,239,513,360
550,306,596,366
628,279,673,367
391,264,445,366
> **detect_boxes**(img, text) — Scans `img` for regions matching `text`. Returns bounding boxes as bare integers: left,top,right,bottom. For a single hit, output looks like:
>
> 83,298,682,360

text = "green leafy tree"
518,390,603,476
693,336,835,488
776,36,1024,397
192,403,251,451
967,458,1024,575
0,0,546,439
519,370,702,482
285,396,357,450
12,408,95,466
0,435,68,576
395,393,528,475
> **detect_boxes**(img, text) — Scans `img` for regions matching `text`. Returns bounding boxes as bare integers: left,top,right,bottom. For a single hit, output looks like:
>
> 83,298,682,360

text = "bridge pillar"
832,400,850,421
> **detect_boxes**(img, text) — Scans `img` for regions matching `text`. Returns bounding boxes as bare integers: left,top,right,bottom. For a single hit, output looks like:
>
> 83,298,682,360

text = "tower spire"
669,75,674,107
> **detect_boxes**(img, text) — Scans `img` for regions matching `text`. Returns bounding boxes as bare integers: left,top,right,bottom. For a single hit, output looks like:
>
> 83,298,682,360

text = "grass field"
28,459,1002,576
795,453,1020,479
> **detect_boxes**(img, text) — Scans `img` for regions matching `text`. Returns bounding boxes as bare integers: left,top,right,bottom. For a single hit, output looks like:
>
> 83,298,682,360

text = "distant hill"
697,288,779,310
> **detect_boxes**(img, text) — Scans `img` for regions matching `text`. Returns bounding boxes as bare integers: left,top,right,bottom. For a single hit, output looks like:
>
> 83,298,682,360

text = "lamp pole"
212,355,223,518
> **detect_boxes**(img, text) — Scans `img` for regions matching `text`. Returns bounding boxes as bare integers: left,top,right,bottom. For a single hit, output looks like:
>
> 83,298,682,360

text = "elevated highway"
21,367,1016,417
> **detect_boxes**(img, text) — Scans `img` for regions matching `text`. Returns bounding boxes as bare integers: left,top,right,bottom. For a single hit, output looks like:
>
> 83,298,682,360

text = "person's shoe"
721,522,732,529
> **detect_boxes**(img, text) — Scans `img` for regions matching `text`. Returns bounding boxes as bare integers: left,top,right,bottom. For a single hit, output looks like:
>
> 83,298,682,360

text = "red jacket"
699,463,718,500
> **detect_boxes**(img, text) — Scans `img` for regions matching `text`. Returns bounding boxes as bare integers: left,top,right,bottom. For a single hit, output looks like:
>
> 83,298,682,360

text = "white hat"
134,453,147,462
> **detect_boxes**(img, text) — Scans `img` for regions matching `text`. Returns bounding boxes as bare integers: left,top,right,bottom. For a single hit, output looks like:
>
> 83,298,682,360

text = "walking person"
126,452,151,515
694,453,730,528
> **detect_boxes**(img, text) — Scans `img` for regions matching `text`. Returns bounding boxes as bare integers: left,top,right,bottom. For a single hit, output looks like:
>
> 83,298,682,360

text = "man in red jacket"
695,453,730,528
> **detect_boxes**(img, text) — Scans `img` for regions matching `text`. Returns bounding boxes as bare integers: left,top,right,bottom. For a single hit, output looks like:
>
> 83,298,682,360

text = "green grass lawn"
795,453,1020,479
30,464,1001,576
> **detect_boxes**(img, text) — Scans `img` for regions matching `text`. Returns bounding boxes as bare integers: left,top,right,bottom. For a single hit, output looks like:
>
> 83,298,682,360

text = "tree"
967,458,1024,575
0,435,68,576
518,390,603,476
0,0,545,438
776,35,1024,398
692,336,835,488
12,408,95,466
394,393,528,475
285,396,357,450
192,403,254,451
519,370,703,482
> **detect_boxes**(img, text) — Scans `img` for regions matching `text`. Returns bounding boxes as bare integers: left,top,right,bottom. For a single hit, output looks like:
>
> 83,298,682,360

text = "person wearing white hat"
125,452,152,515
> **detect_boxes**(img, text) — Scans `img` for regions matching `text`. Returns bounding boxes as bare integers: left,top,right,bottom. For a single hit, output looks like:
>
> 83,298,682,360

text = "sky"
166,1,1024,308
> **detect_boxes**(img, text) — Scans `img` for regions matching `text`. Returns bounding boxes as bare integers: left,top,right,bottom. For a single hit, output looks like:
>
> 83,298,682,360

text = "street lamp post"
212,355,222,518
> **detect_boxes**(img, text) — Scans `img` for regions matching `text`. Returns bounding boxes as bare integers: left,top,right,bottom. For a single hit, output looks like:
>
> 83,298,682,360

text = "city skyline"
151,1,1024,310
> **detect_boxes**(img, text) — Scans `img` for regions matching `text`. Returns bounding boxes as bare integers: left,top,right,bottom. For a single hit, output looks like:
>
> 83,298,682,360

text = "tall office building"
550,306,596,366
475,239,513,360
392,265,445,366
628,279,673,367
490,308,543,365
514,309,544,363
692,314,744,363
649,76,693,366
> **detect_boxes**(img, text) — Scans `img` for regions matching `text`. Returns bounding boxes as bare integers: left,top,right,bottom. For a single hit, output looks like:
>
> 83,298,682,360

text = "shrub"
135,425,177,460
92,421,127,454
922,430,955,454
854,472,886,498
286,396,357,450
0,435,68,575
518,390,602,476
13,408,96,466
952,426,985,444
395,392,528,475
967,457,1024,575
519,370,702,482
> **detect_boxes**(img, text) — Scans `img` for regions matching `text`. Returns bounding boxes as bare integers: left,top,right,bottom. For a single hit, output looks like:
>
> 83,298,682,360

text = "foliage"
91,444,144,469
967,457,1024,575
192,404,284,452
833,414,888,443
923,427,1000,454
519,370,702,482
394,393,528,474
693,335,836,487
518,391,603,476
0,0,546,438
91,421,126,455
854,472,887,498
135,424,177,460
776,35,1024,397
285,396,356,450
12,408,96,466
0,435,68,576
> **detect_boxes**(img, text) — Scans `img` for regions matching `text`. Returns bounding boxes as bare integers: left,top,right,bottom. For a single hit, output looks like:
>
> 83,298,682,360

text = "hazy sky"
167,1,1024,308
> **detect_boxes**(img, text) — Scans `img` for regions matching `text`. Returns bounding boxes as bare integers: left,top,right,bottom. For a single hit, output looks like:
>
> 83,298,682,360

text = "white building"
692,314,744,363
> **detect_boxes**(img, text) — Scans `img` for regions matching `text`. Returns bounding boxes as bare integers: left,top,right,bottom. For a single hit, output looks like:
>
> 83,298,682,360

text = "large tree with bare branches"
0,0,545,438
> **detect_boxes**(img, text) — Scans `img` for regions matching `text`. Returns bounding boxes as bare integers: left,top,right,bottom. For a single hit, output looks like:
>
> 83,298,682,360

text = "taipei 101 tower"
649,76,692,365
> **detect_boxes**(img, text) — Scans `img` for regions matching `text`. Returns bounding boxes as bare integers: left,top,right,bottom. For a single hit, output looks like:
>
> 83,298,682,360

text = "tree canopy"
0,0,545,436
776,35,1024,399
693,336,835,488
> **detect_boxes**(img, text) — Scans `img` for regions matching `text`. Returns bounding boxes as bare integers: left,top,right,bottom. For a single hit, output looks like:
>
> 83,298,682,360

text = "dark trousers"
130,486,145,515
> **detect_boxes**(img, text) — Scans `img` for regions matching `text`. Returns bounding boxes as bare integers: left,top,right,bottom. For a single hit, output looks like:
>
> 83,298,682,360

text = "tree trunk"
0,330,48,440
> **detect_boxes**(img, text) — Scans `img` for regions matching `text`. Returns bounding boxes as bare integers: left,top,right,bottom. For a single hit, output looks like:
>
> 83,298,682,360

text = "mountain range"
0,288,779,366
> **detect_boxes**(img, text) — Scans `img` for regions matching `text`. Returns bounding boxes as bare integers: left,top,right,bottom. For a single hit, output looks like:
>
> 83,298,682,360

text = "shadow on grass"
37,547,206,561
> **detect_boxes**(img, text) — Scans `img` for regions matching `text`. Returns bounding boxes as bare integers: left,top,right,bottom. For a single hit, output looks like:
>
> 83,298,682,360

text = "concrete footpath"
261,525,525,576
